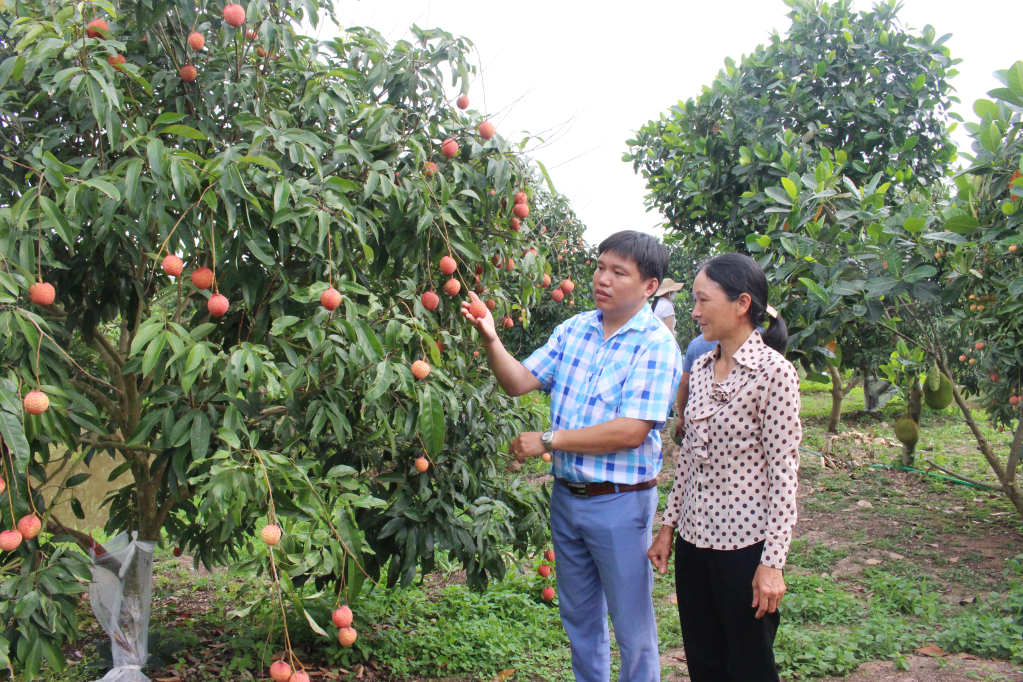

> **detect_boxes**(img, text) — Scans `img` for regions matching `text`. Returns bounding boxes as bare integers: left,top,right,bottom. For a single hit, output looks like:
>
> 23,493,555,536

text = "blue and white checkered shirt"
522,306,683,484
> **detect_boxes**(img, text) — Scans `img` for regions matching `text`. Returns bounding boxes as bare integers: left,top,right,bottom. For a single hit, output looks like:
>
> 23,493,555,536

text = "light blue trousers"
550,481,660,682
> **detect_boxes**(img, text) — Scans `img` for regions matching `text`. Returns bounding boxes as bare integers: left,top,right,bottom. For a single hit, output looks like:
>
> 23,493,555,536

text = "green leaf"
534,159,557,197
764,186,792,206
83,178,121,201
973,99,1000,121
944,214,979,234
270,315,300,335
780,177,798,199
797,277,830,306
218,428,241,449
0,411,30,469
66,472,91,487
365,361,393,403
159,125,207,140
191,410,211,460
141,331,168,376
237,155,281,172
39,195,75,246
1008,60,1023,97
903,217,925,234
130,320,164,356
418,384,445,457
1009,277,1023,297
902,135,919,151
153,112,188,126
979,122,1002,153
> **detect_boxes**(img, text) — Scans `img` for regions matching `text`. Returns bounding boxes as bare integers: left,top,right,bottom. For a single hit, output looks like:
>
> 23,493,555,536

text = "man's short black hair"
597,231,669,287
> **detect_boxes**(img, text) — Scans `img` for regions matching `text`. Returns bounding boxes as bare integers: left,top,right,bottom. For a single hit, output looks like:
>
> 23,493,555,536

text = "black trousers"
675,537,781,682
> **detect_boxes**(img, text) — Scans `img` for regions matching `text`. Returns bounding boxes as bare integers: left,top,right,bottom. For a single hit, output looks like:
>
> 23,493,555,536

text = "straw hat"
654,278,686,298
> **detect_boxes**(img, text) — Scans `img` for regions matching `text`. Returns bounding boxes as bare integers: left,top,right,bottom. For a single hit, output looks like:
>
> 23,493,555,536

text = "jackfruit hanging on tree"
895,415,920,447
924,367,954,410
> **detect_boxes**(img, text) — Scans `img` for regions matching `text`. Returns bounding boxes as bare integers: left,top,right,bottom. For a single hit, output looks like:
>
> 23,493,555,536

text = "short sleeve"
653,298,674,320
619,341,682,429
681,337,706,373
522,320,569,392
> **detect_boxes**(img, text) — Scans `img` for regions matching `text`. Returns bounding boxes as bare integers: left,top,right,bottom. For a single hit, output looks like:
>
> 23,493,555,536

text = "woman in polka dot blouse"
647,253,801,682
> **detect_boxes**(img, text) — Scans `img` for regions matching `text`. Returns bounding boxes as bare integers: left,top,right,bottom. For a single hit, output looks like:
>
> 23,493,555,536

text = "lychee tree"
0,0,566,673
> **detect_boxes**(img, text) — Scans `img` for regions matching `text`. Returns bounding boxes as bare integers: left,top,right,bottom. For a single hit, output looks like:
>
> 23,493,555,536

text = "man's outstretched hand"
461,291,498,344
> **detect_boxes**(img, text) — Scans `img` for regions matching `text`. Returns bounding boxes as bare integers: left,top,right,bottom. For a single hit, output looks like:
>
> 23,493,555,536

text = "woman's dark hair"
698,253,789,354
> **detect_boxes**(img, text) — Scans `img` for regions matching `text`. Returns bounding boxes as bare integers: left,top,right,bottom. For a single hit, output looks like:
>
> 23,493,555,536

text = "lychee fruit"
414,456,429,473
510,218,520,232
969,358,977,365
514,192,528,205
86,18,109,39
179,65,198,82
332,605,353,628
260,524,282,546
441,138,459,159
485,298,496,310
542,452,551,462
505,258,515,271
440,256,457,275
538,564,551,577
288,671,310,682
223,3,246,27
269,661,291,682
959,355,968,362
1011,396,1021,407
552,289,564,303
173,546,183,557
491,253,503,267
443,278,461,296
162,255,183,276
991,373,1001,382
561,279,575,294
0,530,22,552
502,317,513,329
424,162,438,177
976,341,986,350
107,54,126,68
475,264,484,276
541,274,551,288
421,291,440,311
513,203,529,219
456,95,470,110
545,549,555,562
435,340,444,353
479,121,495,139
468,300,488,319
24,390,49,415
1011,245,1019,253
17,515,41,540
338,627,357,647
246,29,258,40
320,287,342,311
207,294,229,317
29,282,55,306
0,478,6,495
191,267,214,289
542,587,555,601
411,360,431,380
188,32,205,50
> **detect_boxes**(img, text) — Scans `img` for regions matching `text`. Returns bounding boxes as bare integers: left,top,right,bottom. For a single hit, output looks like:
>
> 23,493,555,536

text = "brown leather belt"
557,478,658,498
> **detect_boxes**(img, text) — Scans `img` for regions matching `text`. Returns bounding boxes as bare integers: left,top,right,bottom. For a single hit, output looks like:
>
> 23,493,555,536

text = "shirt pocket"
569,361,629,428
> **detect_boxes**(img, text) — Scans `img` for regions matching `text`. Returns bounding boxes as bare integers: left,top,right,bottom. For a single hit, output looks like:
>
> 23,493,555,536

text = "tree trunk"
901,379,923,467
827,365,844,433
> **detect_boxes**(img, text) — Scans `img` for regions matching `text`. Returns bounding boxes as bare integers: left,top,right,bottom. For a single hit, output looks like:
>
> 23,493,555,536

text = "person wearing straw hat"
651,278,685,332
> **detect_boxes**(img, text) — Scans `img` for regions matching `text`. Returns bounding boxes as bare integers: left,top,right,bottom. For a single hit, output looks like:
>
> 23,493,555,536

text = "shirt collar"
585,306,659,341
695,330,769,372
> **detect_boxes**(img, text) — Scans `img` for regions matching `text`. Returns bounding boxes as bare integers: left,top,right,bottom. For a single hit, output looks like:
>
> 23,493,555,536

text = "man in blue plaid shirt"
462,231,682,682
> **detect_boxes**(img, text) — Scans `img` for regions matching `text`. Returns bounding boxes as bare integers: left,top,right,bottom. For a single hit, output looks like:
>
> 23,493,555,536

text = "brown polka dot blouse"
662,330,802,569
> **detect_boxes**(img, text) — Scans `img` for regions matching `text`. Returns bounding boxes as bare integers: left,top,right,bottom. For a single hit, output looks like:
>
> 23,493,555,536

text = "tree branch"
45,516,95,553
80,438,161,456
69,379,120,424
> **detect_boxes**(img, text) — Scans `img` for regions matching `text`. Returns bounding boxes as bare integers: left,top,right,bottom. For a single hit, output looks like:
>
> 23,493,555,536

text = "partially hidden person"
462,231,683,682
648,252,802,682
651,277,685,332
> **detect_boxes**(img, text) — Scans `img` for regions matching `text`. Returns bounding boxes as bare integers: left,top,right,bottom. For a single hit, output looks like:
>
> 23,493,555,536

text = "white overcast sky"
319,1,1021,245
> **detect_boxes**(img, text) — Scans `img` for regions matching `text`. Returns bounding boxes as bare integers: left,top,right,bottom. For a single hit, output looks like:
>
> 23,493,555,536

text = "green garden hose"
797,447,993,491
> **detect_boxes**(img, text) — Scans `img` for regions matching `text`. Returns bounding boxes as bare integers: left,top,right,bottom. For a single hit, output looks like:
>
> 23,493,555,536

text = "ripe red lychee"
561,279,575,294
0,478,6,495
502,317,513,329
959,355,968,362
289,671,309,682
505,258,515,271
991,373,1001,382
260,524,282,546
443,278,461,296
479,121,495,139
173,546,183,557
421,291,440,311
456,95,470,110
475,264,484,276
510,218,520,232
441,138,459,159
552,289,564,303
179,65,198,82
1011,396,1021,407
435,340,444,353
512,203,529,219
246,28,258,40
514,192,527,205
24,390,49,415
424,162,438,177
538,564,551,577
338,627,357,647
524,248,537,257
223,3,246,26
440,256,457,274
86,18,109,39
191,267,214,289
541,274,551,288
162,255,183,276
541,452,551,462
29,282,55,306
208,294,229,317
491,253,503,267
107,54,126,68
0,530,22,552
976,341,986,350
188,32,205,50
17,515,40,540
1011,245,1019,253
545,549,555,562
969,358,977,365
542,587,555,601
468,300,488,319
414,456,429,473
320,287,341,311
411,360,431,380
270,661,291,682
485,298,496,310
332,605,353,628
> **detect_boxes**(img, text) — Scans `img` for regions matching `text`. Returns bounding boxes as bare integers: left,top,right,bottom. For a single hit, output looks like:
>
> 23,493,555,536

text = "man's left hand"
510,432,546,462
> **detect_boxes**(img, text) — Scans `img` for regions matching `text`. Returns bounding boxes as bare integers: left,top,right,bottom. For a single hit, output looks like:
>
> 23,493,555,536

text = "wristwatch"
540,429,555,453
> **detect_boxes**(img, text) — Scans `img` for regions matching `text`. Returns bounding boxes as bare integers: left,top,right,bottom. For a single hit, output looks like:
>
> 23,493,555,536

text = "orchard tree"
0,0,574,673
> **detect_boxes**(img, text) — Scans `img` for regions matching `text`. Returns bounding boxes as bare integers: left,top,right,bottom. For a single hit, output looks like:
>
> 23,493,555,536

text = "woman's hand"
647,525,675,575
751,564,786,619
